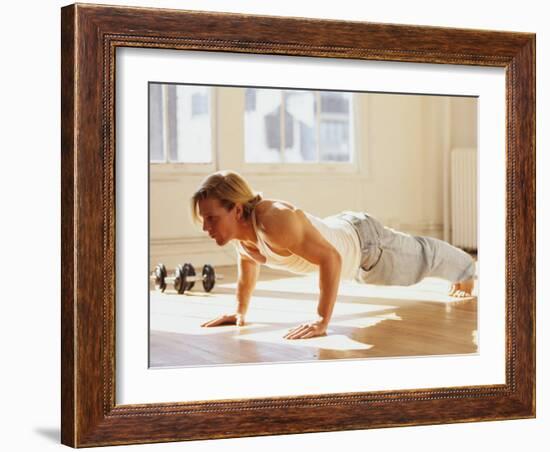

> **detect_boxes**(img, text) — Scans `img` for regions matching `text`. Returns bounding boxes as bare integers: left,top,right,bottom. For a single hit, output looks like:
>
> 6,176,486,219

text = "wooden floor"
149,265,478,368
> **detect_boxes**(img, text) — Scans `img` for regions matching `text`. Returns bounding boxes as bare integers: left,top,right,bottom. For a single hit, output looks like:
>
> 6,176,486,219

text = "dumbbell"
150,263,196,294
180,264,223,294
150,263,223,294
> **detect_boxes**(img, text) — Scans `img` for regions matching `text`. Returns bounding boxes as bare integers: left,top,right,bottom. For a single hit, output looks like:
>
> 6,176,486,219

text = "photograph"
148,83,479,368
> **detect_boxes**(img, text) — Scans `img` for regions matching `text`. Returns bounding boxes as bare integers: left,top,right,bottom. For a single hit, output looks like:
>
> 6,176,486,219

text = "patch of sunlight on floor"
331,312,402,328
151,289,399,334
150,317,270,335
233,331,374,351
219,274,477,303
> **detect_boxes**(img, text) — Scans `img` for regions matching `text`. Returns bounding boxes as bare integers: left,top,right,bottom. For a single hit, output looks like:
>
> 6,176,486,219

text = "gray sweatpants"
338,212,476,286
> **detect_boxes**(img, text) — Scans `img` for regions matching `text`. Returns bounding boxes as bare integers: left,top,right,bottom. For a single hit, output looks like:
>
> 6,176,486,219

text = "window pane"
172,85,212,163
149,84,165,162
319,92,352,162
244,88,283,163
284,90,317,162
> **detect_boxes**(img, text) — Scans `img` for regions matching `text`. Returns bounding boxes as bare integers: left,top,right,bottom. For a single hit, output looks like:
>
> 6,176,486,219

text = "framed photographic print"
61,3,535,447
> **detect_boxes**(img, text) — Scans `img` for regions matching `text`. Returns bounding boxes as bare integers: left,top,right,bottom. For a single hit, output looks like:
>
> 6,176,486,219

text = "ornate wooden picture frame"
61,3,535,447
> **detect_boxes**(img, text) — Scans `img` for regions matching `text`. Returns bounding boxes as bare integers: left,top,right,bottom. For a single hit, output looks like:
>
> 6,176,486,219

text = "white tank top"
236,209,361,281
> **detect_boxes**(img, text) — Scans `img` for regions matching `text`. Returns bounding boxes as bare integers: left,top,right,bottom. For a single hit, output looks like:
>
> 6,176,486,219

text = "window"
149,84,213,164
244,88,354,164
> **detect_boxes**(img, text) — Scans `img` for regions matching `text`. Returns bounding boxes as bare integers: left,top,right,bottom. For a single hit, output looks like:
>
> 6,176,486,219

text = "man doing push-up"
191,171,475,340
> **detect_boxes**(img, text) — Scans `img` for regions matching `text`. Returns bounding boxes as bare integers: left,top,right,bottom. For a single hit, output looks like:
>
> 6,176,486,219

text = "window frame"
241,90,360,174
149,84,218,176
148,85,364,178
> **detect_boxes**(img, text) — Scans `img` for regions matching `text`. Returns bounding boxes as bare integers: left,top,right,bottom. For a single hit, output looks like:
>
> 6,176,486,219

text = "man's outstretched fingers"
201,314,236,328
284,324,308,340
301,329,322,339
201,317,221,327
285,321,329,339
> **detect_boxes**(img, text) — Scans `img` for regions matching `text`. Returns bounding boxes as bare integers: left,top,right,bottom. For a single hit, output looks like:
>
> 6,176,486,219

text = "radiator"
451,148,477,251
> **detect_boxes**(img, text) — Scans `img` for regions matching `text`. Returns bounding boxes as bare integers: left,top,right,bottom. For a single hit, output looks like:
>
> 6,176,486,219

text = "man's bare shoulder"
255,200,304,234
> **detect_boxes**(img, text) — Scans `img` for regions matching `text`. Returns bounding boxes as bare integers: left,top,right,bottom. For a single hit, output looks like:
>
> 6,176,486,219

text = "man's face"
198,197,240,246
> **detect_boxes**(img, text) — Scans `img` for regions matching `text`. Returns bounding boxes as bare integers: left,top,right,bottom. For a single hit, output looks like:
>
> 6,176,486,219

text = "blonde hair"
191,170,263,223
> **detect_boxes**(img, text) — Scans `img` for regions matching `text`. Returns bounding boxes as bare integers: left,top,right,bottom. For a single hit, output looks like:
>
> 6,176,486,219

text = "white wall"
3,1,546,452
150,89,473,268
451,97,478,149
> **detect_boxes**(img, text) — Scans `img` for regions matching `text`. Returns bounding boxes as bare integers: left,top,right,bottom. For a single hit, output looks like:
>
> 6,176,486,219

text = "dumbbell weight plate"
154,263,167,292
173,265,185,294
202,264,216,292
183,263,196,292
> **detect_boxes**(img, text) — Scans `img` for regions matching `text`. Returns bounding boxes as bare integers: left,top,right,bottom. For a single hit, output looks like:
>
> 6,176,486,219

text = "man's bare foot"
449,278,474,298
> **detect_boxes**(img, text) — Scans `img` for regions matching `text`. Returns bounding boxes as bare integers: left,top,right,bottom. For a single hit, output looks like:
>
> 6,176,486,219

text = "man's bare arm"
202,253,259,327
236,253,260,320
259,206,342,339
